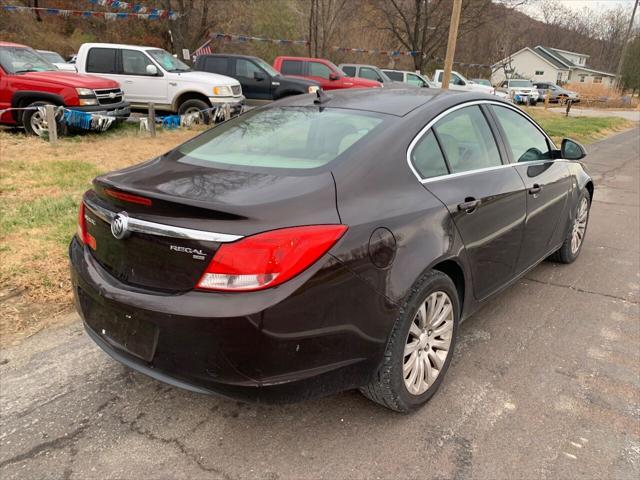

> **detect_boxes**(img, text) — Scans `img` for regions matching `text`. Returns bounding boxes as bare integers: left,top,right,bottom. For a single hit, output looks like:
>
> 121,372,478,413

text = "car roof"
274,87,490,117
0,41,28,48
204,53,259,60
80,42,159,50
339,64,379,68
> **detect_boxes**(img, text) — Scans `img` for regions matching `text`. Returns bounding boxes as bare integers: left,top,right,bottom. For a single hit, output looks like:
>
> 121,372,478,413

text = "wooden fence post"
148,103,156,137
45,105,58,146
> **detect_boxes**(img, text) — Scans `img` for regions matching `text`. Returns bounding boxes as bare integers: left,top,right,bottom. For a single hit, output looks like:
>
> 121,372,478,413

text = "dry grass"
565,82,640,109
0,124,205,340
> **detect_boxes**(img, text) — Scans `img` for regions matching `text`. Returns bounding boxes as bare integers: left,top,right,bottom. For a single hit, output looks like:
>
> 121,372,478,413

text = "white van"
75,43,244,116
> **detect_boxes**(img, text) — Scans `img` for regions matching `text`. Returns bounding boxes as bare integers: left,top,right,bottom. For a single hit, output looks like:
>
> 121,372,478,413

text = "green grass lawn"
526,108,633,145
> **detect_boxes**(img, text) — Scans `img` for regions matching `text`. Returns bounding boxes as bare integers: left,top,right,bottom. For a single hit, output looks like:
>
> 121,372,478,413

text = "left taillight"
77,202,96,249
196,225,348,292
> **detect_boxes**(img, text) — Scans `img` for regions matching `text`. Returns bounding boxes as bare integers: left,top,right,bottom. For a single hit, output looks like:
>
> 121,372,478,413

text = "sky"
519,0,637,19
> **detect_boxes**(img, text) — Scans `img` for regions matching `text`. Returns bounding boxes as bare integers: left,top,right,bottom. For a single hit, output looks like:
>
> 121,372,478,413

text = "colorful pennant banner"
207,33,420,57
85,0,179,18
2,5,178,20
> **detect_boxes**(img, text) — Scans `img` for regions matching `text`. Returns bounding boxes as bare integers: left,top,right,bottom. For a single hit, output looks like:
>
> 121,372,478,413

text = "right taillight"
196,225,347,292
76,202,96,249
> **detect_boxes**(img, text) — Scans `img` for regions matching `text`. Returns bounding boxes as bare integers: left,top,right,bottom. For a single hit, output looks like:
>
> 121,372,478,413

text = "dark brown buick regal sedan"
70,88,593,412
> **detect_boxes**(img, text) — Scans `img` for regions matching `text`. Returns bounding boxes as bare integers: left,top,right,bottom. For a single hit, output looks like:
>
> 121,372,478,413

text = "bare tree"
161,0,211,54
308,0,355,57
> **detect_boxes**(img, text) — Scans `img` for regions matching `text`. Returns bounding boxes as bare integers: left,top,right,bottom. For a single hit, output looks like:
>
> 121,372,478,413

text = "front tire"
22,101,65,137
360,270,459,412
178,98,211,124
550,189,591,264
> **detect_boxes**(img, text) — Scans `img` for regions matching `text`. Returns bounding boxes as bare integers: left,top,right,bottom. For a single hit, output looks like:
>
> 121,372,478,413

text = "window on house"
594,76,603,84
579,75,586,83
535,70,544,75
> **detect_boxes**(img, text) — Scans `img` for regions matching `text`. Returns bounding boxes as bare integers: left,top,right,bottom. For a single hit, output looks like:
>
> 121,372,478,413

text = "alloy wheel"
571,197,589,254
403,291,454,395
30,109,47,137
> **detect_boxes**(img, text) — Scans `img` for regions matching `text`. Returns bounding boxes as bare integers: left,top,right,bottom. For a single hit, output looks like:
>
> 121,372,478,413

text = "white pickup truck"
433,69,497,94
75,43,244,117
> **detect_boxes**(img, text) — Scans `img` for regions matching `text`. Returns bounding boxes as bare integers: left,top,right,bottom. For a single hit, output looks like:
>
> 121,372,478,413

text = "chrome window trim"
406,100,557,184
84,198,243,243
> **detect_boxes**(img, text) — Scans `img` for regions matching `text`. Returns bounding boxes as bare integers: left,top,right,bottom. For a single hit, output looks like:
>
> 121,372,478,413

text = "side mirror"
254,71,266,81
561,138,587,160
329,72,339,81
146,64,158,76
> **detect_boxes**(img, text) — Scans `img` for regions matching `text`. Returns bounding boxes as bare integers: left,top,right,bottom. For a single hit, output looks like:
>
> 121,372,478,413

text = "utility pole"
615,0,638,90
441,0,463,90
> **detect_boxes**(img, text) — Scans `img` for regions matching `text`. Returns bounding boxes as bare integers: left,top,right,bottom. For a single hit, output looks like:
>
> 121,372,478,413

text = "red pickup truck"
273,56,381,90
0,42,130,136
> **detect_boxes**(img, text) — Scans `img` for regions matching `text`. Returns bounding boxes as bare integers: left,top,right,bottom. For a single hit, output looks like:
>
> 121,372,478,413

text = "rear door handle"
124,80,134,84
457,198,480,213
529,184,543,195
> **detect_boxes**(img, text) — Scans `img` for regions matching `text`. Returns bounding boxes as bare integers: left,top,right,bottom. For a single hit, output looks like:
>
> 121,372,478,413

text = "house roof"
491,46,569,71
535,46,574,68
549,47,589,59
571,66,617,77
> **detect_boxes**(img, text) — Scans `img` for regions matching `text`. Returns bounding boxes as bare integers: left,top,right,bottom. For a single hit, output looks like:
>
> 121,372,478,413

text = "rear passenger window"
411,131,449,179
86,48,117,74
281,60,303,76
203,56,228,74
433,106,501,173
342,66,356,77
384,71,403,81
491,105,551,162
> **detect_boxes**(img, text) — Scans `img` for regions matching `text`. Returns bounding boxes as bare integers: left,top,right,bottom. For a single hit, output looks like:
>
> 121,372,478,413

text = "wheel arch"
11,92,65,123
585,180,594,201
431,259,466,314
173,91,211,112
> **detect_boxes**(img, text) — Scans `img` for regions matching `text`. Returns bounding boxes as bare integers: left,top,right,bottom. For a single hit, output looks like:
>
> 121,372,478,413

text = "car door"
359,67,384,83
412,104,527,300
406,73,427,87
234,58,271,101
118,49,167,105
488,104,572,272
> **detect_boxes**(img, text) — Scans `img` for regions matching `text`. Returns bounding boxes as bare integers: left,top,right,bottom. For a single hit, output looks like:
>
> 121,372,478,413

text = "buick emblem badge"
111,212,129,240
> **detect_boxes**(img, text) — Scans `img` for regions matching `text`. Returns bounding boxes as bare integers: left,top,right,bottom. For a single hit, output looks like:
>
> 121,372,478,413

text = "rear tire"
360,270,459,412
549,189,591,264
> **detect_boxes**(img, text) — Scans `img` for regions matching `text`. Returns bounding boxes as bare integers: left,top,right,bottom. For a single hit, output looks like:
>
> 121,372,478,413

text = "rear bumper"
69,237,392,403
71,100,131,119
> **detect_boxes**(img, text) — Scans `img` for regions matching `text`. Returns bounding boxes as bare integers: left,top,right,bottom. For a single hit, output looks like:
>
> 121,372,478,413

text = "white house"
491,46,616,87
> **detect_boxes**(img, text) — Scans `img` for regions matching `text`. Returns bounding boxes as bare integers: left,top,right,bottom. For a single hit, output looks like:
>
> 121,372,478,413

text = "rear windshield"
177,107,386,170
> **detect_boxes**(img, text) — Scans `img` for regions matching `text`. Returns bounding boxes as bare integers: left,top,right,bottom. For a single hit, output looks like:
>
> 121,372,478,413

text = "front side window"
122,49,155,75
147,49,190,72
177,107,386,170
342,66,356,77
235,59,263,79
309,62,332,79
411,131,449,179
0,46,57,73
86,48,117,74
360,67,382,82
281,59,303,76
491,105,551,162
406,73,425,87
433,106,501,173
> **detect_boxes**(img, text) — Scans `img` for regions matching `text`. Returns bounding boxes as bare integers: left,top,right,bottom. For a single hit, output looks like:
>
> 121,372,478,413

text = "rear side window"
203,56,228,74
433,106,501,173
384,71,403,81
309,62,331,79
411,131,449,179
86,48,117,74
342,66,356,77
281,60,303,75
491,105,551,162
178,107,386,170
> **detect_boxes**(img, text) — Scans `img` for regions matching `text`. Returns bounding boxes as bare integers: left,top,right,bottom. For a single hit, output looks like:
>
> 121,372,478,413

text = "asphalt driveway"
1,128,638,480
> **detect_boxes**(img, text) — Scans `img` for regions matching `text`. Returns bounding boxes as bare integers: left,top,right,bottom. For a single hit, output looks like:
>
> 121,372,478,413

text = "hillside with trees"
1,0,637,82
